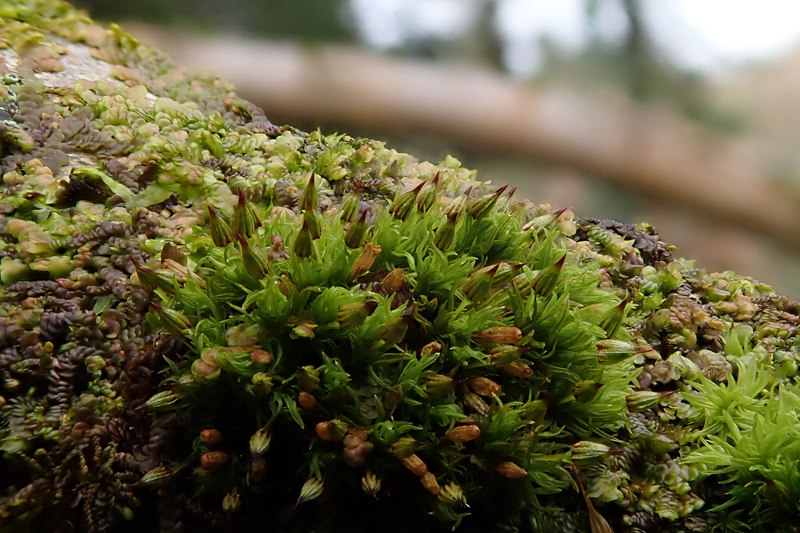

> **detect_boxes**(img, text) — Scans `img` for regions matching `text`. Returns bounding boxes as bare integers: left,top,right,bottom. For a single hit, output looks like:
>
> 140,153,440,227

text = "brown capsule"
201,451,230,469
343,433,365,449
420,341,443,357
343,448,365,468
293,320,317,339
493,461,528,479
501,360,533,379
421,472,441,495
468,377,503,397
350,242,382,279
298,391,318,410
348,428,369,442
201,349,219,366
251,348,272,365
472,326,523,344
316,420,348,442
192,360,221,381
200,428,224,446
401,454,428,477
316,421,333,441
446,425,481,443
463,391,490,417
379,268,405,295
354,441,374,457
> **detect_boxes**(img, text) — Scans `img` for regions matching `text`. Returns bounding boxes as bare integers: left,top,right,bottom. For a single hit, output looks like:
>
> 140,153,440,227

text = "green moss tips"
0,2,800,533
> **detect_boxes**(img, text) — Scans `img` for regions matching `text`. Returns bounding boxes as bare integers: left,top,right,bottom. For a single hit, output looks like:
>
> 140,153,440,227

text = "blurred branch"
621,0,655,99
131,26,800,247
474,0,504,70
622,0,646,55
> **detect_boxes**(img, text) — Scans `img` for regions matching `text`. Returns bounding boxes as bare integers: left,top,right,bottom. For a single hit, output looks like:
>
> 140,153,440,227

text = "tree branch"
131,27,800,247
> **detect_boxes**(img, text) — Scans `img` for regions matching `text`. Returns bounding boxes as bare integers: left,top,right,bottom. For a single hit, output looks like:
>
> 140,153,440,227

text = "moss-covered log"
0,2,798,533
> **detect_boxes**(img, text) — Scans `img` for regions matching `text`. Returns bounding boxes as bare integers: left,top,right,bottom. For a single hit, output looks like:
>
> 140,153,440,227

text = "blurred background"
72,0,800,298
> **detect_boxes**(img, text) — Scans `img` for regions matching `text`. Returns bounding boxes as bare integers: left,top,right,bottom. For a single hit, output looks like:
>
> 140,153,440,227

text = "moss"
0,2,799,533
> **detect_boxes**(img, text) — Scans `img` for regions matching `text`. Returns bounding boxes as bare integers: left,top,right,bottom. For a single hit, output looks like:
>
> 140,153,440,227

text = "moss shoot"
0,2,799,533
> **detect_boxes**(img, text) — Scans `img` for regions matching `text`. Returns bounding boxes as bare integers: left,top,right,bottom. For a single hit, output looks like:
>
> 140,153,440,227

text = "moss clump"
1,2,799,533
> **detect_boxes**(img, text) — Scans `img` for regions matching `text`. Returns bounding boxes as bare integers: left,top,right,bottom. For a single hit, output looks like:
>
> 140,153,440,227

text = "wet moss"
0,2,799,533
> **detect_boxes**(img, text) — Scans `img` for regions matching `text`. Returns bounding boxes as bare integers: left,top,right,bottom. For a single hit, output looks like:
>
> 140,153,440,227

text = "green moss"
0,2,798,533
